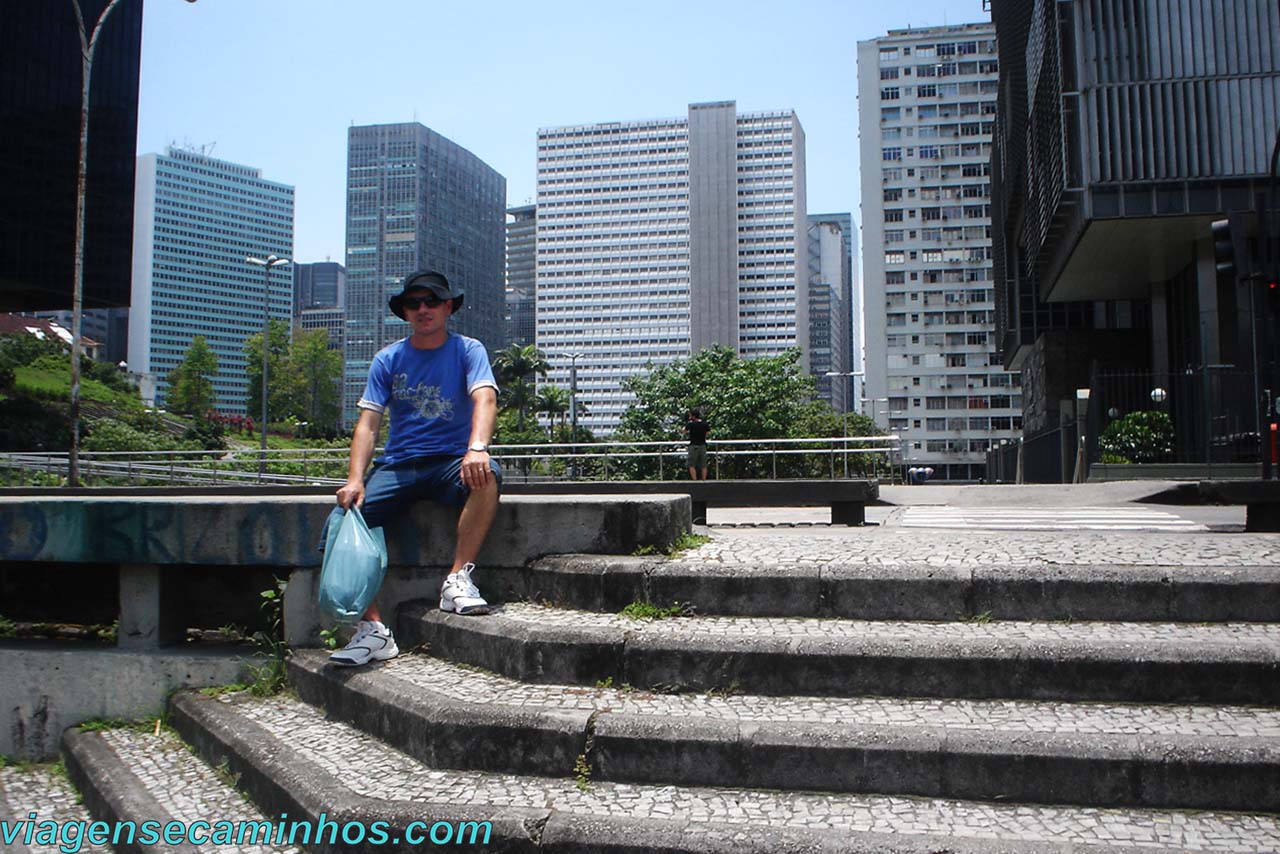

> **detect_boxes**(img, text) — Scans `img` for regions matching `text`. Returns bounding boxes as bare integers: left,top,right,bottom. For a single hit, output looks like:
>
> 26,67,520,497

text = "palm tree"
535,385,571,437
493,344,549,430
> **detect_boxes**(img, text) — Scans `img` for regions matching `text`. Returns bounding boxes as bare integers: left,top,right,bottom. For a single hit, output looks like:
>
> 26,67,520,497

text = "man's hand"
336,479,365,510
461,449,493,491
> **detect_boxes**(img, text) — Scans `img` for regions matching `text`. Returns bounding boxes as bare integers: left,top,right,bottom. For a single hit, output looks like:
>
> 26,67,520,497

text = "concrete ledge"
0,493,689,568
398,607,1280,705
0,493,689,650
505,479,877,525
0,642,247,760
514,557,1280,622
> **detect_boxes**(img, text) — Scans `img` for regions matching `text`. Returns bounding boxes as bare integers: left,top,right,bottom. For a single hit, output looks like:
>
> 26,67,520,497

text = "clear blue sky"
137,0,991,264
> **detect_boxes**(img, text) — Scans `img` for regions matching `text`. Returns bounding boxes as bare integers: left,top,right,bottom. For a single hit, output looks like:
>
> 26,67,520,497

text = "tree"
287,328,343,436
166,336,218,416
534,384,570,436
493,343,549,431
618,346,884,478
243,319,292,422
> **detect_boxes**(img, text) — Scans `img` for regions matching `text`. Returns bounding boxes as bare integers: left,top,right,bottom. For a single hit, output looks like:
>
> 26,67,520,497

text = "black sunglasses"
401,295,446,310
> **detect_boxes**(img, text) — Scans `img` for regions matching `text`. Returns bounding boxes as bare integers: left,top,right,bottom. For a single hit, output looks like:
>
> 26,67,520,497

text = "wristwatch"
468,442,489,453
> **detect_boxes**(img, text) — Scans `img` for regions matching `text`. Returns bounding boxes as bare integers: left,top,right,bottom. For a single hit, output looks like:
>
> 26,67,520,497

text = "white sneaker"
328,619,398,667
439,563,490,615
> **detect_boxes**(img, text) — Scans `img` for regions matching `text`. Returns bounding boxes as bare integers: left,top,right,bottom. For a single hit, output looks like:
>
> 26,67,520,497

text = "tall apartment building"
129,147,294,413
343,123,506,424
857,24,1021,481
536,101,808,435
808,213,855,412
505,204,537,348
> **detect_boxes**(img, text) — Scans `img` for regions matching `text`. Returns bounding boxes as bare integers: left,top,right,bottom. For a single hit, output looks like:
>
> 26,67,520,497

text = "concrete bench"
503,478,879,525
1195,480,1280,532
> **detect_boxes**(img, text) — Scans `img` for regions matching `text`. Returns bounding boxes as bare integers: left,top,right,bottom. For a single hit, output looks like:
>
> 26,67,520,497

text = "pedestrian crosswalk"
899,506,1206,532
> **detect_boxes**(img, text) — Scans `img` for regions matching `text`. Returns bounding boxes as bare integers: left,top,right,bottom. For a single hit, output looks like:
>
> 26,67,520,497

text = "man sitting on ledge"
323,270,501,667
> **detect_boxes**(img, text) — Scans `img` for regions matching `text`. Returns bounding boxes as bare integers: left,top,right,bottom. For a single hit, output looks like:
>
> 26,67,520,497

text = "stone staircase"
32,530,1280,852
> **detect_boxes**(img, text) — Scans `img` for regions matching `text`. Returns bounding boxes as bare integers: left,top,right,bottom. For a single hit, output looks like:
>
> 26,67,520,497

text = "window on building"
881,87,900,100
883,147,903,161
881,67,900,80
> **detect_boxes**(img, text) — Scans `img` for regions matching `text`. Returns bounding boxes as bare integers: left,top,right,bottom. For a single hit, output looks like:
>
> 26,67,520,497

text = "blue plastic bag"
318,506,388,623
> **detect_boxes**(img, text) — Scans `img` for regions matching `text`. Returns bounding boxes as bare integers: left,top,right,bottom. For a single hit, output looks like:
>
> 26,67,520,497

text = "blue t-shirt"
357,334,497,464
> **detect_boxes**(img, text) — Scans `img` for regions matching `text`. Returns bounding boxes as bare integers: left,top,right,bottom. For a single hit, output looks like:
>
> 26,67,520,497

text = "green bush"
182,419,227,452
1099,410,1174,463
82,420,185,453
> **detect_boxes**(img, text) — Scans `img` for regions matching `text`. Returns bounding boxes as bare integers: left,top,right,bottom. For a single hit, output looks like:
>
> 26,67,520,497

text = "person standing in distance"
325,270,501,667
685,408,710,480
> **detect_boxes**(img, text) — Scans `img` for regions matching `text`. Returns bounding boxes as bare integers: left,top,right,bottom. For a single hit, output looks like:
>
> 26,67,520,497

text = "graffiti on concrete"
0,500,328,567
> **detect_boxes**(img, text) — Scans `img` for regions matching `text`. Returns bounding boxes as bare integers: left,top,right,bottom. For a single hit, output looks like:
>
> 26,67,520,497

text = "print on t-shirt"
392,373,456,423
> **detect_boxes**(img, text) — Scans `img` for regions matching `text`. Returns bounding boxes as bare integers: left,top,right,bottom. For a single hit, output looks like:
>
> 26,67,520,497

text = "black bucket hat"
388,270,464,319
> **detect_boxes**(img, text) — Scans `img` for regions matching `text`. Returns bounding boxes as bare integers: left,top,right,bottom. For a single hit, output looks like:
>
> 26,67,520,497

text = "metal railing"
0,435,901,489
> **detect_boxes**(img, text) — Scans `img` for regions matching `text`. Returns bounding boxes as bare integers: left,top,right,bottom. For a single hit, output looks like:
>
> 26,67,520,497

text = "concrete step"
510,554,1280,621
58,723,300,852
289,649,1280,812
164,687,1280,854
397,602,1280,704
0,762,111,854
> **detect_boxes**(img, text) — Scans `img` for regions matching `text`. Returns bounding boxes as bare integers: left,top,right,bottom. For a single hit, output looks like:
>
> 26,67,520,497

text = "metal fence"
988,367,1262,483
0,435,901,489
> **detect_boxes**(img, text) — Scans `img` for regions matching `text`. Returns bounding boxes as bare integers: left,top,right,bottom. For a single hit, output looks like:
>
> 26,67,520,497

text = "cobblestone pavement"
674,527,1280,567
220,693,1280,852
379,653,1280,737
0,765,109,854
97,727,301,853
494,601,1280,645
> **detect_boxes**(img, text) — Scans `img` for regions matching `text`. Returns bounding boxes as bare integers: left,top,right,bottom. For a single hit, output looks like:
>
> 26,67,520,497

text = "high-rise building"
129,147,295,413
1,1,143,315
505,204,537,348
294,261,345,313
294,261,346,352
857,23,1021,481
808,213,855,412
343,123,506,424
990,0,1280,479
536,101,808,435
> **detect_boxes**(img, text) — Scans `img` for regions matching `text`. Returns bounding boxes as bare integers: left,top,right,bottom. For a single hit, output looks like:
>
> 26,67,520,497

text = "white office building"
857,23,1022,481
536,101,808,435
129,147,294,413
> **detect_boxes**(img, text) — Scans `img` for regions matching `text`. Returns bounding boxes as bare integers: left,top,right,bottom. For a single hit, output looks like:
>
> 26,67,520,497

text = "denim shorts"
319,454,503,549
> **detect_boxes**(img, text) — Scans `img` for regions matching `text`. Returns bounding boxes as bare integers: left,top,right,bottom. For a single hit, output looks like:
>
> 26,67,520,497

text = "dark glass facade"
343,123,506,423
0,0,142,311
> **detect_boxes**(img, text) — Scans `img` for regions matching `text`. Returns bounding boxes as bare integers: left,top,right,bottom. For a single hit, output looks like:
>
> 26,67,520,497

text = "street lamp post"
860,396,890,479
559,352,583,477
824,371,864,477
246,254,290,477
67,0,197,486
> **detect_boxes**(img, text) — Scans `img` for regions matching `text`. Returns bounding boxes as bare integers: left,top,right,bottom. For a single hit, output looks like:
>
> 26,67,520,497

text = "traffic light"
1267,278,1280,315
1212,215,1245,280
